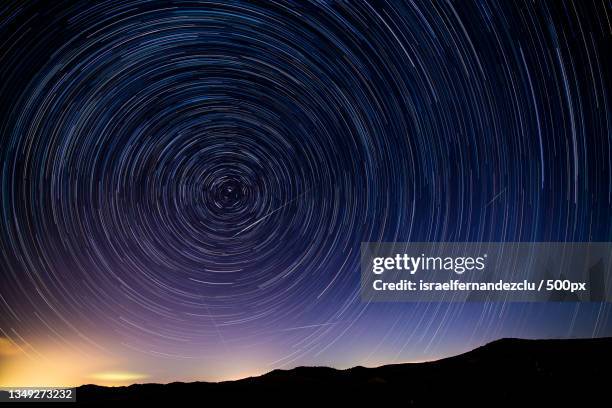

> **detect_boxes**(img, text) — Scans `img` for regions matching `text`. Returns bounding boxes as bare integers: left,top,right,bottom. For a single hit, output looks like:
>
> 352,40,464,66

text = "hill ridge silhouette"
51,337,612,404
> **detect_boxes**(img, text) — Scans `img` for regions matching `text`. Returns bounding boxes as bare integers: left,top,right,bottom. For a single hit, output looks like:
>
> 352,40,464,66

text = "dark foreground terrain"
16,337,612,405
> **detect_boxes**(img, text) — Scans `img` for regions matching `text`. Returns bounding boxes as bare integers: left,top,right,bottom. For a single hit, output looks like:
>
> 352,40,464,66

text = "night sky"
1,0,611,386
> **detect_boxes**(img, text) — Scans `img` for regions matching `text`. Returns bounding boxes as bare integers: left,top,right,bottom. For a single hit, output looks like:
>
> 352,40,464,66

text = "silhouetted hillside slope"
68,337,612,405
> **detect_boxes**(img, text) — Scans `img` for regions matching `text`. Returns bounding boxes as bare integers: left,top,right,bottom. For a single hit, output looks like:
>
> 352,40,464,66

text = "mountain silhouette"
37,337,612,405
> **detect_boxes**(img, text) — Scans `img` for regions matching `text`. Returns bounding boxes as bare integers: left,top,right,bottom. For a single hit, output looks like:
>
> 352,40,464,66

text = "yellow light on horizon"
89,371,149,383
0,336,134,387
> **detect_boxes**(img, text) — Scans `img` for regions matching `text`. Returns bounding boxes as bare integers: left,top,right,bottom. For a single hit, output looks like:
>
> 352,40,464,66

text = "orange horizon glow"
0,334,444,388
0,335,281,387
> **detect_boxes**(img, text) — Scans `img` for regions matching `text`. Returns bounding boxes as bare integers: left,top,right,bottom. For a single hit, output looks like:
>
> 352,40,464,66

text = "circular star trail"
1,0,611,367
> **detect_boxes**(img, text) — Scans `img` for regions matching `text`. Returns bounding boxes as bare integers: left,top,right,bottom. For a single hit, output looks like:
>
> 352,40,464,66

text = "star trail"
0,0,611,385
